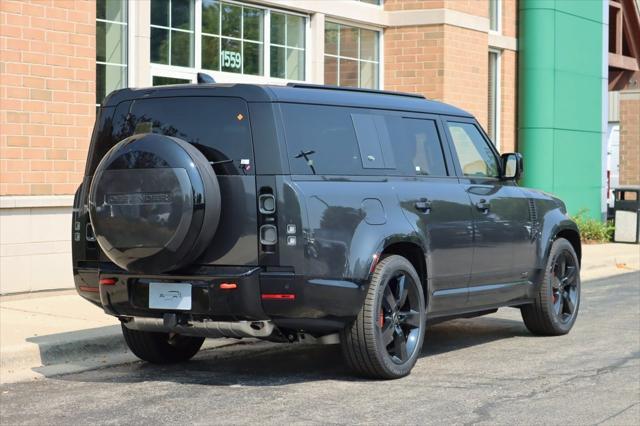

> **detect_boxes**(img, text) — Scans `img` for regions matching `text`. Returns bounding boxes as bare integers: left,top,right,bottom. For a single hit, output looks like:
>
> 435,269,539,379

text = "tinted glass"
93,98,253,176
97,0,127,22
393,118,447,176
171,0,193,30
351,113,395,169
202,0,220,34
150,27,169,64
151,0,169,26
171,30,194,67
96,63,127,104
221,3,241,38
202,35,220,70
271,13,286,45
282,104,362,175
447,122,499,177
243,7,263,41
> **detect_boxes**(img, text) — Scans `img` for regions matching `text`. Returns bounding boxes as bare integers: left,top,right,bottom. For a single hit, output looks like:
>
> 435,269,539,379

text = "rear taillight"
261,293,295,300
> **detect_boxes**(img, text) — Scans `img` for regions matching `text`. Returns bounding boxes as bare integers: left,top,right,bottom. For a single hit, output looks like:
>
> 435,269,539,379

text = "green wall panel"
519,0,605,220
554,71,602,131
555,14,602,76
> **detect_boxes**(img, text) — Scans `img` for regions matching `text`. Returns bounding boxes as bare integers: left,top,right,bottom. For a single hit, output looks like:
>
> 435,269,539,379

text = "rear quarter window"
281,104,399,176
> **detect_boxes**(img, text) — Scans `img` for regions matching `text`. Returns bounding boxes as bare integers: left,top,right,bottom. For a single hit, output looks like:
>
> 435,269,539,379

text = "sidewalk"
1,243,638,384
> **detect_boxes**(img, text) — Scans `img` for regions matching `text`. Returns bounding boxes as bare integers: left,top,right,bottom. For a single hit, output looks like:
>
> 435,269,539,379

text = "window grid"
201,1,266,75
96,0,128,106
150,0,195,67
270,13,305,79
325,22,380,89
152,0,309,82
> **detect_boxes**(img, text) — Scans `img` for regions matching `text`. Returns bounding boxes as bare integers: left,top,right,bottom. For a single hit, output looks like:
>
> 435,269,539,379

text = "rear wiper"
209,159,233,166
295,150,316,175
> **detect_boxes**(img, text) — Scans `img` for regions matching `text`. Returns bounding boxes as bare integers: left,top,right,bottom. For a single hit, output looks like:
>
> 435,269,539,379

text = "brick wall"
0,0,95,196
619,93,640,185
384,25,445,100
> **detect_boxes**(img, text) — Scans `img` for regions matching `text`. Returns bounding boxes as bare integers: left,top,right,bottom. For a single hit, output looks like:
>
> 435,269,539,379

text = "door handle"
415,199,432,213
475,199,490,212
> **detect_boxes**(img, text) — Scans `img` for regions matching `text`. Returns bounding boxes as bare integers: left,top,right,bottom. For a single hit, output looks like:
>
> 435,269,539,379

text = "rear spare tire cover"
89,133,221,273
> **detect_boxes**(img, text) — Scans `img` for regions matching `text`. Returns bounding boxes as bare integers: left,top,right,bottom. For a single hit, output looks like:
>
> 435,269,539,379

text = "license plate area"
149,282,192,310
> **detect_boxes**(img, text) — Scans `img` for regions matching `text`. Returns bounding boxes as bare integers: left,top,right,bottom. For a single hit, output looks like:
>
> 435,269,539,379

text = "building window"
489,0,501,33
96,0,128,105
324,22,379,89
151,0,195,67
357,0,382,5
270,12,305,80
201,1,264,76
488,50,501,147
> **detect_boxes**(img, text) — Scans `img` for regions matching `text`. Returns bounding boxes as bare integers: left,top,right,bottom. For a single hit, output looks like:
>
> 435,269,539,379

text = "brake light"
99,278,117,285
261,293,295,300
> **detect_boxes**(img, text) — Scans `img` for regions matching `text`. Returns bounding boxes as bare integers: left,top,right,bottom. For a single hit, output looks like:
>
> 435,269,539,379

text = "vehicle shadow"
54,315,529,387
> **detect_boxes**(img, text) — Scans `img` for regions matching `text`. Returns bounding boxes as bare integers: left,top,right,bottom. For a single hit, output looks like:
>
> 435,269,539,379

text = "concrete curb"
0,325,249,384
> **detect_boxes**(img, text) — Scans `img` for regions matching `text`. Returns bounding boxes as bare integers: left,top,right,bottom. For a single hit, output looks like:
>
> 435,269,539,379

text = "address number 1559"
221,50,242,69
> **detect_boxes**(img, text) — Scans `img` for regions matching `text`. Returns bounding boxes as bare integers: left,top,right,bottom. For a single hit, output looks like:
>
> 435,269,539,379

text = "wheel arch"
555,228,582,265
378,241,428,304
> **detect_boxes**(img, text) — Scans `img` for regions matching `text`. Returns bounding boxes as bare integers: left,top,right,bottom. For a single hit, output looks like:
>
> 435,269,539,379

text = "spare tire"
89,133,221,273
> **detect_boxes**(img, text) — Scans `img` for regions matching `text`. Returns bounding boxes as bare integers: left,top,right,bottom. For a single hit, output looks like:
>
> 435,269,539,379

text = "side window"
388,117,448,176
351,113,395,169
282,104,362,175
447,122,499,177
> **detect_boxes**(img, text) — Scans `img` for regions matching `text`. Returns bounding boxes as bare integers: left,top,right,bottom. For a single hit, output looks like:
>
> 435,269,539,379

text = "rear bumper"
74,264,366,334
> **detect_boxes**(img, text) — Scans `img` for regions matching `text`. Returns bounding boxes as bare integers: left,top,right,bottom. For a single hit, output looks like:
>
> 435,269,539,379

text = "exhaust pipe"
123,316,275,339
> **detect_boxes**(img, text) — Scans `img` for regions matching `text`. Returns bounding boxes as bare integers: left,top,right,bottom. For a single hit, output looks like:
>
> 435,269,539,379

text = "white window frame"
489,0,502,34
96,0,129,106
324,19,383,89
488,48,501,150
149,0,311,86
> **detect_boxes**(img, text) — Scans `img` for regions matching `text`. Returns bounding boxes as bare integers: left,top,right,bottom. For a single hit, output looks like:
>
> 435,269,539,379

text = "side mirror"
501,153,523,180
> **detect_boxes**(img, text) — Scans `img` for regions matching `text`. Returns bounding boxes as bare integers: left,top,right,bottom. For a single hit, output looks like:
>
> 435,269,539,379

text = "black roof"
102,83,473,118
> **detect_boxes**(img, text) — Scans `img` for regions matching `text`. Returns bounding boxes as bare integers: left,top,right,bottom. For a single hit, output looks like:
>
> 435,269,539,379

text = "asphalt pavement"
1,271,638,425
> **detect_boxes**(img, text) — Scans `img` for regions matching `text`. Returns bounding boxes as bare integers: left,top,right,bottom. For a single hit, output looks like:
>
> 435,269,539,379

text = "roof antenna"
197,72,216,84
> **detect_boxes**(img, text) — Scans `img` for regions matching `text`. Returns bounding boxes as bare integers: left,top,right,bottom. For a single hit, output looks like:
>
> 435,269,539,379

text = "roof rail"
286,83,426,99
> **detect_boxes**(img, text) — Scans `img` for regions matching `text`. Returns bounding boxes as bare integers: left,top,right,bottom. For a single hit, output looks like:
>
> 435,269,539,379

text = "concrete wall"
0,197,73,294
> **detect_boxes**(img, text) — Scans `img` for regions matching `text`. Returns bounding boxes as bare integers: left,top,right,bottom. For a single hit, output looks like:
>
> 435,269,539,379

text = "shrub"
571,209,614,244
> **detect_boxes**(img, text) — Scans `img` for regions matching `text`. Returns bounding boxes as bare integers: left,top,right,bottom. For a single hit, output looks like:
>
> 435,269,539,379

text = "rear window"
89,97,253,175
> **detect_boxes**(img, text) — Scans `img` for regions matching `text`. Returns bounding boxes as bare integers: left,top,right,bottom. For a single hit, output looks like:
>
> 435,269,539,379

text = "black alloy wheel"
550,250,579,324
378,272,422,364
341,255,426,379
521,237,581,336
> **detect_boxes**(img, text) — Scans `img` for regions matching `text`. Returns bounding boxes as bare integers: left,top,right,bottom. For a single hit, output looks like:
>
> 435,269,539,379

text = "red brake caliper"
379,310,384,327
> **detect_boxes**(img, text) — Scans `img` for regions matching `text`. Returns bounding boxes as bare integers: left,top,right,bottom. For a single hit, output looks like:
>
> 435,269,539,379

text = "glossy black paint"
73,83,581,335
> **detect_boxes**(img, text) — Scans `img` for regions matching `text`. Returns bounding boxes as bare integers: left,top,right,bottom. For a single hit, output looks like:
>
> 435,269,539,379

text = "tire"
121,324,205,364
521,238,581,336
340,255,426,379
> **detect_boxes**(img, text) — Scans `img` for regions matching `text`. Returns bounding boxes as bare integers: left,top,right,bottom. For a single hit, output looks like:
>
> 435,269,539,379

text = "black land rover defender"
73,83,581,379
